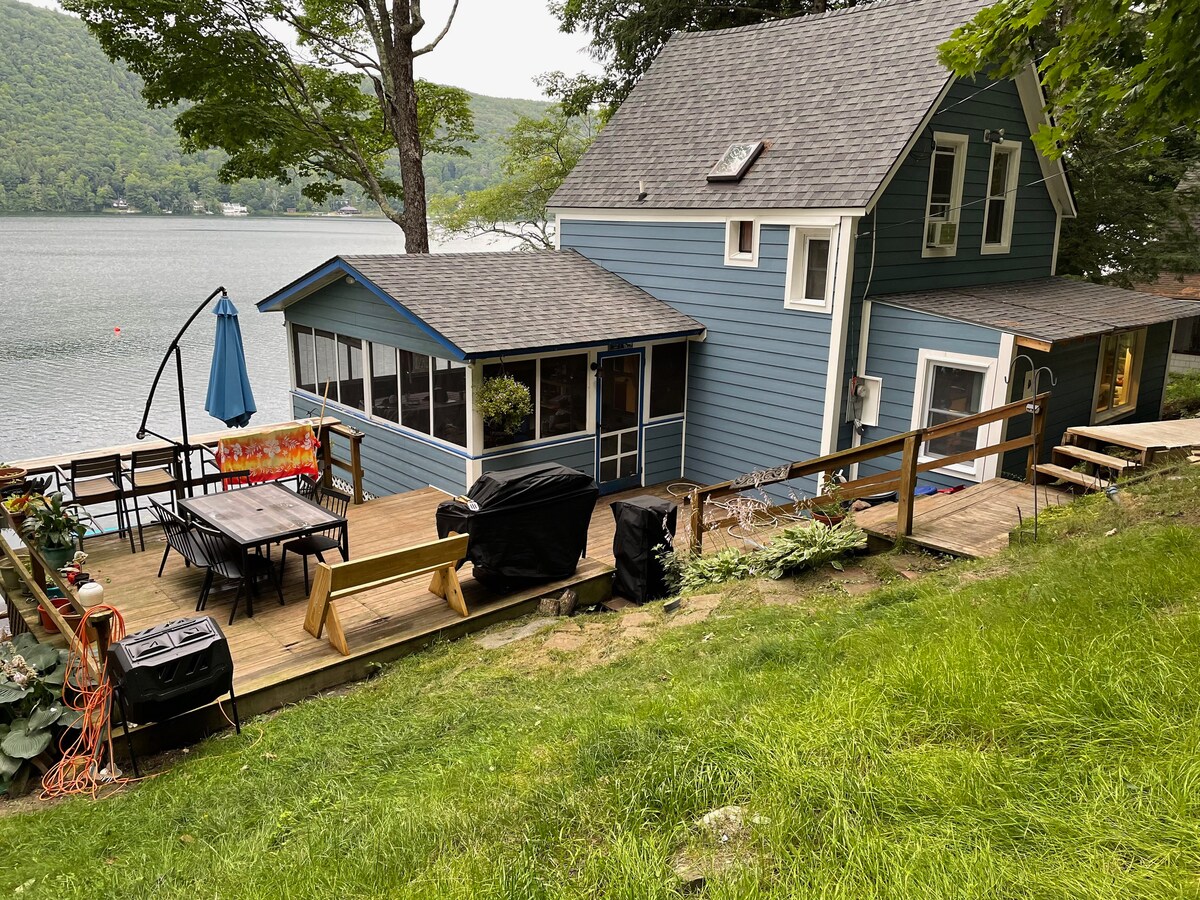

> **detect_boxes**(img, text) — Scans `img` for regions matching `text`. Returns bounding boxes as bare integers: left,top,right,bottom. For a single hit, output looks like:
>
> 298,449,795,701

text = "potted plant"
19,492,90,572
810,472,848,527
2,491,42,533
0,463,26,490
475,374,533,436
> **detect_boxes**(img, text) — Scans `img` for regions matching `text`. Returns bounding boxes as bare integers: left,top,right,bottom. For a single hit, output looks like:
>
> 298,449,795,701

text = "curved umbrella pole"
136,286,227,497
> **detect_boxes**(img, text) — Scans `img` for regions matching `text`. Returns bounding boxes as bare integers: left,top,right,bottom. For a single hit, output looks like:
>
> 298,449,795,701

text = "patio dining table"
179,482,348,617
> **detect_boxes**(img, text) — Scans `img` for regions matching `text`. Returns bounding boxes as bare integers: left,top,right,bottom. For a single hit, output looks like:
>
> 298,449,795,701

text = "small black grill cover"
611,496,678,604
107,617,234,724
436,463,599,587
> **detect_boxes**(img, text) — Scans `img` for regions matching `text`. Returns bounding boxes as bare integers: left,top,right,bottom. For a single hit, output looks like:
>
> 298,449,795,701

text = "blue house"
260,0,1196,499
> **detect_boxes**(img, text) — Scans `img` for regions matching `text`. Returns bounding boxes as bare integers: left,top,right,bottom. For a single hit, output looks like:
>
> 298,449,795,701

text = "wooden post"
688,488,704,555
1026,397,1048,483
895,433,921,539
348,432,364,504
319,424,334,490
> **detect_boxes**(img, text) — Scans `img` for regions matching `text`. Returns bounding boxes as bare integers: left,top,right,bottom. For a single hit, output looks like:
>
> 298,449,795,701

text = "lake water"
0,216,513,462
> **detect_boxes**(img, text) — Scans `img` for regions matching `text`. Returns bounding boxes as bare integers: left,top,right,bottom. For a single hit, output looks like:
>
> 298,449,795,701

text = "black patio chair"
191,522,284,625
280,482,351,593
149,499,211,577
55,454,135,553
127,447,182,551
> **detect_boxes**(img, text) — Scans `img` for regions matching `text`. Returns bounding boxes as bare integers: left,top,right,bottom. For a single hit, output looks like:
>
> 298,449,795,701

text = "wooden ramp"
853,479,1071,558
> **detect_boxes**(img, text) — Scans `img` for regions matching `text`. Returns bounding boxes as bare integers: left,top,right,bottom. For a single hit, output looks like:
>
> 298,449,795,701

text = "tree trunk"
378,28,430,253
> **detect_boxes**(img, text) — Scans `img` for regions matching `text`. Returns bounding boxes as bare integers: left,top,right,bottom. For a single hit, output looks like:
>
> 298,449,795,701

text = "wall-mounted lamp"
984,128,1005,144
345,275,356,284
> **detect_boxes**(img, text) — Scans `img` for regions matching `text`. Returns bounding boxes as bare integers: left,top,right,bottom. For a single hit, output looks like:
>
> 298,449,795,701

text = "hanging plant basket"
476,375,533,435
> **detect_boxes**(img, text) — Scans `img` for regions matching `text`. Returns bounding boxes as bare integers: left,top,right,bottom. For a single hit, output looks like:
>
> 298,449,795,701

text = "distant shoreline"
0,211,391,220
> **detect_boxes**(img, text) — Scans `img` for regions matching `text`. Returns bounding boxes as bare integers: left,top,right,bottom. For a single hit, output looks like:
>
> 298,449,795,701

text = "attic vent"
707,141,765,182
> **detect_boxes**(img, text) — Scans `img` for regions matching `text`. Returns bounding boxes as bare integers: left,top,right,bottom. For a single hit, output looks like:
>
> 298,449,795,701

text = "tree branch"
414,0,459,55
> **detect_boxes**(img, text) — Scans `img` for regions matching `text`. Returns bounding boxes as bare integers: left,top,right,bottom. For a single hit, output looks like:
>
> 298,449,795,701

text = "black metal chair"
191,522,284,625
149,499,211,577
127,447,182,551
55,455,135,553
280,482,351,593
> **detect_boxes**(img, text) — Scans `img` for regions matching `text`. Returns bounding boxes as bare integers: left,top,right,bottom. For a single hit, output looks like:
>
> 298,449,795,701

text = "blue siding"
283,281,451,360
860,303,1003,488
292,395,467,496
482,437,596,477
644,419,684,485
562,219,829,493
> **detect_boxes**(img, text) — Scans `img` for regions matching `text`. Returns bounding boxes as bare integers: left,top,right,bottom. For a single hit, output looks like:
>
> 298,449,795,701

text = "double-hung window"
913,350,996,479
923,133,968,257
1093,329,1145,422
785,226,836,310
981,141,1021,253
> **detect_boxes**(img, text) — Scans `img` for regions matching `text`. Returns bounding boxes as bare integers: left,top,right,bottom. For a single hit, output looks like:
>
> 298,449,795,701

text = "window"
724,219,759,267
923,133,968,257
483,354,590,449
337,335,365,411
649,342,687,418
912,349,997,479
369,343,398,422
785,227,836,309
292,326,316,394
1094,329,1145,421
432,359,467,445
981,141,1021,253
399,351,431,434
314,329,339,401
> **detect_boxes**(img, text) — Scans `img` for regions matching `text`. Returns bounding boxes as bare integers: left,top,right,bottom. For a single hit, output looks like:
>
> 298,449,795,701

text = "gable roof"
551,0,995,211
878,278,1199,345
257,250,705,360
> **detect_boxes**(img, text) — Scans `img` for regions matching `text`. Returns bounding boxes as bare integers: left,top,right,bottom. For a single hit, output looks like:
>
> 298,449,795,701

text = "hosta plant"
0,633,76,796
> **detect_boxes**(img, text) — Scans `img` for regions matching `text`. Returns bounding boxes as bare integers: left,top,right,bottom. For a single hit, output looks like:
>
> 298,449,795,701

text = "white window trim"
723,219,760,267
1091,328,1146,424
910,348,999,482
479,350,594,452
921,132,969,259
643,339,689,422
784,224,839,312
980,139,1022,255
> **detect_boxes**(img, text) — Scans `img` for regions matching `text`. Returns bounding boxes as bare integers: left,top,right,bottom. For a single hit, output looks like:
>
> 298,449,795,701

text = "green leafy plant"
475,375,533,435
19,491,89,550
811,472,849,521
0,633,73,795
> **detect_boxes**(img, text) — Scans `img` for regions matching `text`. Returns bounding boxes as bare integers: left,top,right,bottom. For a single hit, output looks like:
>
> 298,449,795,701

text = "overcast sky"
21,0,602,100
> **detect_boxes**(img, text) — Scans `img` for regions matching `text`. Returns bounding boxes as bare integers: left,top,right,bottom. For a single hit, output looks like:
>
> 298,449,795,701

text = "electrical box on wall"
846,375,882,427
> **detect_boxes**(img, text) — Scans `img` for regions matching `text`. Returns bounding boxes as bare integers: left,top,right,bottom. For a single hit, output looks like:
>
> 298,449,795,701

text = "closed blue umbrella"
205,294,257,428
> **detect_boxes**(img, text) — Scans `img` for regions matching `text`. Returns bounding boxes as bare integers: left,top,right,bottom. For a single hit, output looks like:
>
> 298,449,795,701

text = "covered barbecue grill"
436,463,599,588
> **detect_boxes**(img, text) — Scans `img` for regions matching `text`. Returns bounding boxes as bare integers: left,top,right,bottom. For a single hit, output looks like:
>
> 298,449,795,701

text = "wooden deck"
852,478,1071,558
4,482,682,748
1065,419,1200,464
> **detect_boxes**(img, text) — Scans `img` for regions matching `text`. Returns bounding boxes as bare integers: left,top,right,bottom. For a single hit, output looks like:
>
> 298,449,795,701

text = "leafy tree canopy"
432,109,596,249
61,0,467,250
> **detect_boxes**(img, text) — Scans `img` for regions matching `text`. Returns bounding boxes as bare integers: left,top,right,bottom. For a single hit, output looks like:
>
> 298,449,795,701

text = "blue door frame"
595,348,645,494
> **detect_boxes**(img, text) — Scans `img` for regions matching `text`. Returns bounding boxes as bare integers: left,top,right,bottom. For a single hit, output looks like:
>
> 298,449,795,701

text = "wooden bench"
302,533,470,656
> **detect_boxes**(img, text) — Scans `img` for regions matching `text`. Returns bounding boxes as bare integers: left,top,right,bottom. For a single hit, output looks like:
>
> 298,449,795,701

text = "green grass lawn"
4,470,1200,898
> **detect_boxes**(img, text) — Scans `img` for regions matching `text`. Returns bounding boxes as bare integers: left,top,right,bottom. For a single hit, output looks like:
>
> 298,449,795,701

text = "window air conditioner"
926,220,957,248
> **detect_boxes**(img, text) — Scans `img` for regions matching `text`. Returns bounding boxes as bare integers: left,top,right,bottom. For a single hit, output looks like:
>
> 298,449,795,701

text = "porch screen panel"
649,343,687,417
483,360,536,448
924,365,984,458
337,336,365,411
369,343,399,422
432,359,467,446
540,354,588,437
399,352,432,434
292,326,316,393
314,329,339,402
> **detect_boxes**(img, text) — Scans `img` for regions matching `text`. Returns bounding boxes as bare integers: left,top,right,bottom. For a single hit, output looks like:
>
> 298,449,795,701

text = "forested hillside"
0,0,549,215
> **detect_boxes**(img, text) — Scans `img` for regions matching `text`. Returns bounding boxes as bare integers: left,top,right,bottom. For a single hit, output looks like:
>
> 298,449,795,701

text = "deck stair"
1031,461,1113,492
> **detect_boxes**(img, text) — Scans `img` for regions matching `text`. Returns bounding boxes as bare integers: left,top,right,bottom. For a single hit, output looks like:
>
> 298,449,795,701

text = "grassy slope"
4,472,1200,897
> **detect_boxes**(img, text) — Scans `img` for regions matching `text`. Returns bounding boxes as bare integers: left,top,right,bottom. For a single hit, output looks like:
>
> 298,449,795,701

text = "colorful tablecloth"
214,423,319,484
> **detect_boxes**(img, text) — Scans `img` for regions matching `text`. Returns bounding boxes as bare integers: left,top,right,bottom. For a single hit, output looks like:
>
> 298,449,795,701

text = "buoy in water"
113,327,122,336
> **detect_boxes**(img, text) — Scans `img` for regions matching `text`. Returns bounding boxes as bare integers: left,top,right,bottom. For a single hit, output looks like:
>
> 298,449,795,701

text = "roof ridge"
670,0,949,41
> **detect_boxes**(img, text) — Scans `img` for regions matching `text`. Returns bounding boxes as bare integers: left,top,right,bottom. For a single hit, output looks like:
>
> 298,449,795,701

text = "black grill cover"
611,496,678,604
436,463,599,587
107,617,234,724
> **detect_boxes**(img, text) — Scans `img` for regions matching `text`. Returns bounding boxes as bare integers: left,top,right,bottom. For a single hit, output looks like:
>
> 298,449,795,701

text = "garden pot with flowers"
810,473,849,527
0,464,26,490
476,374,533,437
2,491,42,534
20,492,91,572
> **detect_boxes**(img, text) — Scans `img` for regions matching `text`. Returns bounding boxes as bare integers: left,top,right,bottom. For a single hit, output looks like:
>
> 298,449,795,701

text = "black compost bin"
436,463,599,588
611,495,678,604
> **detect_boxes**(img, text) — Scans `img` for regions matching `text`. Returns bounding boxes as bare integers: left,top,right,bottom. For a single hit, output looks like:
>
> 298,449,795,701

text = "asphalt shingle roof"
879,278,1200,344
551,0,991,211
262,251,704,359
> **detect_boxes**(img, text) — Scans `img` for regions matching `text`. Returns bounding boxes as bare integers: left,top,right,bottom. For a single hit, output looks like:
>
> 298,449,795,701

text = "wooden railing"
688,392,1050,553
11,416,366,505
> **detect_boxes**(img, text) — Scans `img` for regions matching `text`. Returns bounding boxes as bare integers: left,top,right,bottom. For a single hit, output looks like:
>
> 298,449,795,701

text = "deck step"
1051,444,1138,471
1033,463,1112,491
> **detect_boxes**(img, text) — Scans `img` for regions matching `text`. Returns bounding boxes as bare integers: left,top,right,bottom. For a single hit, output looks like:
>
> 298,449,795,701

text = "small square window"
724,219,758,267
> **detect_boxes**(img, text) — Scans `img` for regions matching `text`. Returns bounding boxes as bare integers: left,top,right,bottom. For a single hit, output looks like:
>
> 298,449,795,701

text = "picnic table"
179,483,348,616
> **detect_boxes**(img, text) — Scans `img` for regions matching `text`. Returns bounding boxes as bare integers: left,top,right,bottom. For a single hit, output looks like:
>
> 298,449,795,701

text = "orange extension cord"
41,605,131,800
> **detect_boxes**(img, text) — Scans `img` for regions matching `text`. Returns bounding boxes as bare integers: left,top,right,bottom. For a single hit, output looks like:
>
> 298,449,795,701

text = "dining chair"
127,447,182,551
280,482,351,593
191,522,284,625
56,454,134,553
149,499,211,577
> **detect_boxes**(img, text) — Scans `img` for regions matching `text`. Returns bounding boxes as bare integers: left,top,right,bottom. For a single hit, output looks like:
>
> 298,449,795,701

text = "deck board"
1066,419,1200,454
